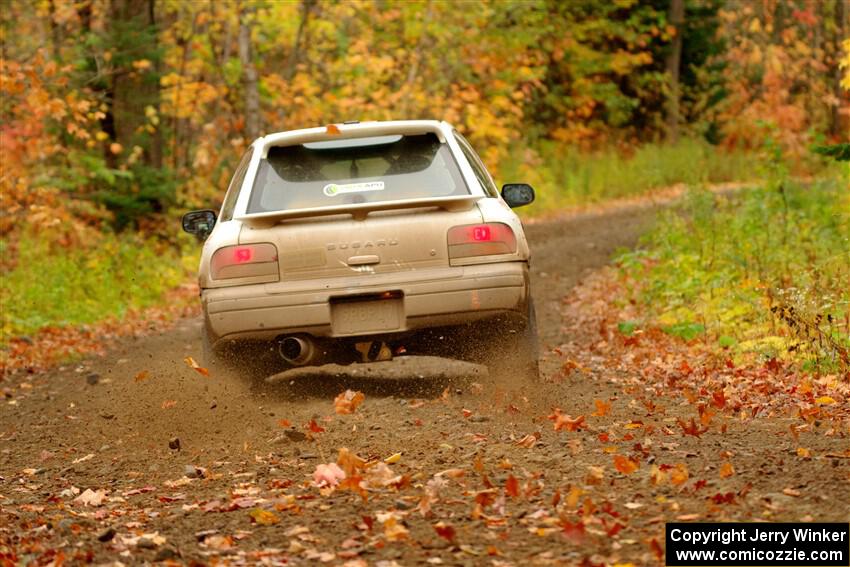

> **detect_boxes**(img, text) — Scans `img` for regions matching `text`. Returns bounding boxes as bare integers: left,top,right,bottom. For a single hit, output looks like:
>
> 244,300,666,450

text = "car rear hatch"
235,131,482,282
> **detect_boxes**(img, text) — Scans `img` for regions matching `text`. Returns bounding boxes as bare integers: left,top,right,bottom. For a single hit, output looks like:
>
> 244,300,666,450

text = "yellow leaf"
796,447,811,458
815,396,836,405
384,452,401,464
249,508,280,526
719,462,735,478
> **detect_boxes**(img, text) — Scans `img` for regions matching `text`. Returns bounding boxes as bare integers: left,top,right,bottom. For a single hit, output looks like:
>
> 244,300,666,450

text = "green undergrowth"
617,175,850,373
502,138,760,215
0,229,199,343
501,138,842,217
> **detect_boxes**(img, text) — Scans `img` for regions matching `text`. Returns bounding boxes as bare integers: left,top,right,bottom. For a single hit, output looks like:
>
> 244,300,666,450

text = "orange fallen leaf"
161,400,177,409
277,419,292,428
554,413,585,432
183,356,209,377
613,455,639,475
698,404,715,426
565,486,583,508
782,487,801,497
334,390,365,414
326,124,341,135
134,370,150,382
306,419,325,433
381,514,409,541
719,462,735,478
592,399,611,417
677,417,708,438
337,447,366,475
796,447,811,458
670,463,689,485
815,396,836,405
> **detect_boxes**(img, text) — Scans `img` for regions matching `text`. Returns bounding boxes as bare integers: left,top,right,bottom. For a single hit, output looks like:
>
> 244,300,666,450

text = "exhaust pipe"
278,335,318,366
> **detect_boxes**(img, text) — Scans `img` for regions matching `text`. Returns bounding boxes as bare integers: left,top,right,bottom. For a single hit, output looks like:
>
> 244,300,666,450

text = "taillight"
447,223,517,259
211,243,279,280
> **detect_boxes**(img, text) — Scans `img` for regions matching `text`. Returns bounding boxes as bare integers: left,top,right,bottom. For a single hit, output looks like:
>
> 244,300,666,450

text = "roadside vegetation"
617,151,849,374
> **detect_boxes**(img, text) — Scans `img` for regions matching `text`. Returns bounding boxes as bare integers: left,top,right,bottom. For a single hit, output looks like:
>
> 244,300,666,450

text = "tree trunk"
238,5,261,140
665,0,685,143
285,0,317,80
109,0,162,168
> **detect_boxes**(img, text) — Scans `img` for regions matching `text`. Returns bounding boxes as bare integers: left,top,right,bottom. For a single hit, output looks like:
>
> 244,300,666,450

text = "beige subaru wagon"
182,120,538,379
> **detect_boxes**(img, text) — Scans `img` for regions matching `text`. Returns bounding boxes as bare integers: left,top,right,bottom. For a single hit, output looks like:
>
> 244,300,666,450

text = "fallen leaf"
134,370,150,382
677,417,708,438
796,447,811,458
249,508,280,525
782,487,801,497
719,462,735,478
379,513,409,541
505,475,519,498
815,396,836,405
593,399,611,416
670,463,689,486
515,432,541,448
334,390,365,414
313,462,346,488
434,522,456,542
549,410,586,432
562,520,586,544
384,452,402,464
306,419,325,433
613,455,639,475
277,419,292,428
183,356,209,376
74,488,107,507
161,400,177,409
326,124,342,135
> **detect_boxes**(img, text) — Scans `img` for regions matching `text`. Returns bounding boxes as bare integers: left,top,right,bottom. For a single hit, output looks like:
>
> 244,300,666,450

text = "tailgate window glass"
247,133,468,213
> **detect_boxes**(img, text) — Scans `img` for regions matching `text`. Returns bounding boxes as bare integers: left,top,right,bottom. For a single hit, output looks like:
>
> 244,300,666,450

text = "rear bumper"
202,262,529,344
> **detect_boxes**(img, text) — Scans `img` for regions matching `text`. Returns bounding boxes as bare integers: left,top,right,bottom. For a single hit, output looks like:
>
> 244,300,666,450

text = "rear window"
246,133,468,213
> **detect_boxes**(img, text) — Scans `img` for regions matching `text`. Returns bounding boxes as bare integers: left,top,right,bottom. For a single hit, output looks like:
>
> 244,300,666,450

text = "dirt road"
2,204,846,565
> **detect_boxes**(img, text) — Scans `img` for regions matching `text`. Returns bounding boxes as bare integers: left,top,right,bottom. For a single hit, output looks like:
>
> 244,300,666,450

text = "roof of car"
256,120,451,155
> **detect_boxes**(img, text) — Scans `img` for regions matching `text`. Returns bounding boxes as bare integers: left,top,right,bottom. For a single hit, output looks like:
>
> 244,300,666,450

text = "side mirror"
501,183,535,208
182,209,217,238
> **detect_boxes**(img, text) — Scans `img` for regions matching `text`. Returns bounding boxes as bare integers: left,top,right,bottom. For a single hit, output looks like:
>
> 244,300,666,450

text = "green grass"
0,230,197,342
617,176,850,371
498,138,836,216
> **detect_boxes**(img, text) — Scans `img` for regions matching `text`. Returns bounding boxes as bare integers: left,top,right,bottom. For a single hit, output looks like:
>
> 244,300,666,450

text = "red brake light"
211,243,278,280
472,225,491,241
447,223,517,259
234,247,253,263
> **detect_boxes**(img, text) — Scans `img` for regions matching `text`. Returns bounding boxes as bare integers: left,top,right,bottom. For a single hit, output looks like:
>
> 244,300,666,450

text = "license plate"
331,299,402,335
